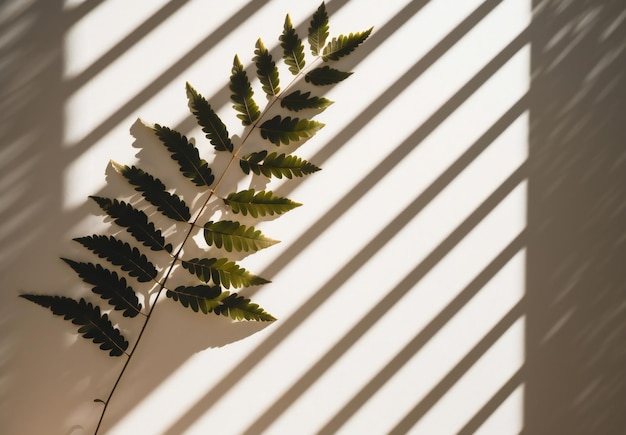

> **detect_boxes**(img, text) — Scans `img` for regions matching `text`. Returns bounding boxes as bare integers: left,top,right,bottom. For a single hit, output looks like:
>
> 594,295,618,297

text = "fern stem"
94,54,322,435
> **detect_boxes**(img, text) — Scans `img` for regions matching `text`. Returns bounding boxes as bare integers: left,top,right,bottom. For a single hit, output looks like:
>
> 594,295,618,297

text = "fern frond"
224,189,301,218
112,162,191,222
305,66,352,86
19,295,129,356
61,259,142,317
166,286,275,321
254,38,280,97
181,257,270,289
73,235,157,283
280,14,306,75
322,27,373,61
240,151,321,179
186,82,234,152
203,220,279,252
153,124,215,187
259,115,324,146
230,55,260,126
308,2,329,56
90,196,172,253
280,90,333,112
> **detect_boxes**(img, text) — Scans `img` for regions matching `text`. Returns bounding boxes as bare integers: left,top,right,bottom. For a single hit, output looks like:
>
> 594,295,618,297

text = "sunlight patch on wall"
260,143,528,434
179,3,529,434
63,0,171,79
412,315,526,434
56,0,532,433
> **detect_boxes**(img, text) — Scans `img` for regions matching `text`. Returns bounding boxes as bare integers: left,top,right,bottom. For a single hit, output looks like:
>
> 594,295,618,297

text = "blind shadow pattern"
3,0,529,433
6,0,623,433
526,1,626,434
163,0,529,433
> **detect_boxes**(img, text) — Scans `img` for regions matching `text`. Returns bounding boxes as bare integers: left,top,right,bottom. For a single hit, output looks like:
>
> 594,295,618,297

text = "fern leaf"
322,27,373,61
230,55,260,126
214,292,276,321
112,162,191,222
224,189,301,218
166,286,275,321
186,82,234,152
166,284,222,314
61,259,142,317
203,220,279,252
90,196,172,253
181,257,270,289
308,2,329,56
19,295,129,356
73,235,157,283
280,90,333,112
259,115,324,146
254,38,280,97
153,124,215,187
280,14,306,75
305,66,352,86
240,151,321,179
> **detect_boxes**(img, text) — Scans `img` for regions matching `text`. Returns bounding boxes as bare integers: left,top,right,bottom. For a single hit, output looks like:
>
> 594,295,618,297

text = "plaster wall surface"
1,1,624,434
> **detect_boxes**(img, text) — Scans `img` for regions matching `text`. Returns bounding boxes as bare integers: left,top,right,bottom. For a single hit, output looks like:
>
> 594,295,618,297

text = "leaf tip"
59,257,74,266
110,160,125,174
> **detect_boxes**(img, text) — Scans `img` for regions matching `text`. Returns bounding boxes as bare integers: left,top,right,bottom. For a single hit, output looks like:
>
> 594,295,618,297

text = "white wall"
3,0,533,433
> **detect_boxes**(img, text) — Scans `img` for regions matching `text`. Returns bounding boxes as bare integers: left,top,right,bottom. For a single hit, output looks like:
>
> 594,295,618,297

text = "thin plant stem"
93,56,322,435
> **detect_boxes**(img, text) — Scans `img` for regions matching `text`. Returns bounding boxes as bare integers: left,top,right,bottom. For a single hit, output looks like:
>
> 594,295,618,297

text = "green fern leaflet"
280,90,333,112
230,55,260,126
181,257,270,289
322,28,373,61
62,259,142,318
73,235,157,283
224,189,302,218
186,83,234,152
204,220,279,252
281,14,306,75
259,116,324,146
20,295,129,356
305,66,353,86
240,151,321,179
90,196,173,253
308,2,329,56
153,124,215,187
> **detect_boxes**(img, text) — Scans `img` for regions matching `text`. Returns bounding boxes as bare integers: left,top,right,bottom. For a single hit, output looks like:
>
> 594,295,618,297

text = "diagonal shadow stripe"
319,231,526,434
389,297,526,434
65,0,191,92
65,0,260,156
241,161,528,434
262,25,530,293
457,366,525,434
65,0,353,158
173,0,382,135
305,0,505,169
162,24,529,435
